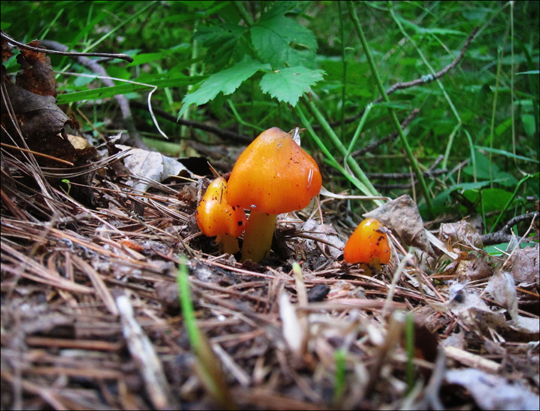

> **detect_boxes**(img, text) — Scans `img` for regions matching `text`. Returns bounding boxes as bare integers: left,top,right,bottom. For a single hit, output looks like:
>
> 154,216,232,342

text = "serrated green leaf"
261,1,300,20
178,59,270,118
259,66,324,106
195,23,248,68
126,50,177,67
251,15,317,69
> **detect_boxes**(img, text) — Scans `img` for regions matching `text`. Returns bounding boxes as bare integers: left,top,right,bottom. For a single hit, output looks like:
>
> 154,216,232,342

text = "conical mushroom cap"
227,127,322,215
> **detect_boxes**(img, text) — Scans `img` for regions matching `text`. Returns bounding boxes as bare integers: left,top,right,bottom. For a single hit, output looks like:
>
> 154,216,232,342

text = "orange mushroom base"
343,218,391,266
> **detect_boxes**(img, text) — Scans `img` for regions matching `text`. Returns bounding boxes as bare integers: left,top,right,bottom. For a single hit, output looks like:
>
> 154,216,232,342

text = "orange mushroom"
343,218,391,266
196,177,247,255
226,127,322,263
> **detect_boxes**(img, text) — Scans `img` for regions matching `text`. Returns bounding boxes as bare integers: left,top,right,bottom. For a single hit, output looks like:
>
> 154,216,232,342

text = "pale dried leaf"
486,270,518,320
302,218,345,259
509,244,539,286
279,291,303,356
363,195,435,257
445,368,539,410
439,220,484,251
118,145,193,193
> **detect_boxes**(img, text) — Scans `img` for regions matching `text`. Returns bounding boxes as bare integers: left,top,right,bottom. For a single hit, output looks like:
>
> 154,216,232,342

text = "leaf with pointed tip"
259,66,324,106
178,58,270,118
251,15,317,69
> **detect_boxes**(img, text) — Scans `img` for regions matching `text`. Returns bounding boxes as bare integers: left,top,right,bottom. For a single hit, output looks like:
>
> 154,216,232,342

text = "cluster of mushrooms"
195,127,391,266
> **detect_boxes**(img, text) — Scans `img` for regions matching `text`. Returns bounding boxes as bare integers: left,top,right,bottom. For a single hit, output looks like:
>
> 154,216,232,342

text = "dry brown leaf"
439,220,484,251
445,368,539,410
363,194,435,257
118,145,193,193
509,244,539,286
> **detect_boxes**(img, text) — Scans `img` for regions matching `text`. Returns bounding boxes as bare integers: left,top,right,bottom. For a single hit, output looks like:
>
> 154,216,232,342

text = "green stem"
233,1,253,27
296,104,374,194
241,211,277,263
405,313,415,394
489,175,532,234
388,5,463,173
347,1,433,213
302,97,383,207
338,1,347,142
228,99,265,132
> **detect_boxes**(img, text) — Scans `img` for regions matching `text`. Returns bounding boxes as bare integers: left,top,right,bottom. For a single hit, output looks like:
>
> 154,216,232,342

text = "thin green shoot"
177,256,201,349
347,1,432,212
301,97,383,206
464,129,477,183
489,174,533,233
338,1,347,142
177,256,236,410
61,179,71,196
227,100,265,132
333,348,347,407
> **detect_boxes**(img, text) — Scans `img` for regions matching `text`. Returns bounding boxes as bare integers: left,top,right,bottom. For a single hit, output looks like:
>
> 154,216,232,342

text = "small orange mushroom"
227,127,322,263
196,177,247,255
343,218,391,265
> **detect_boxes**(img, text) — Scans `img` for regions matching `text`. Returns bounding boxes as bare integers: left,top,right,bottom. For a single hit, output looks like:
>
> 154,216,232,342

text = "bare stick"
1,31,133,63
329,26,479,128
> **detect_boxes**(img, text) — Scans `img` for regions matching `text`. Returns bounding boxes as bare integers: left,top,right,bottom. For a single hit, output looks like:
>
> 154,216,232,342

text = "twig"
481,211,539,246
367,169,447,180
351,108,420,157
1,31,133,62
129,101,252,144
336,26,479,128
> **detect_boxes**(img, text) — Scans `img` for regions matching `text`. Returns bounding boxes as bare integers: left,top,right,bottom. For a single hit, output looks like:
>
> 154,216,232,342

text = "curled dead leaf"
363,195,435,257
439,220,484,251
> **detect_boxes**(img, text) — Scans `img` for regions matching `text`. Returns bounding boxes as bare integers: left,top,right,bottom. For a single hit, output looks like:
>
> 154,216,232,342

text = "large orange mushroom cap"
226,127,322,214
343,218,391,265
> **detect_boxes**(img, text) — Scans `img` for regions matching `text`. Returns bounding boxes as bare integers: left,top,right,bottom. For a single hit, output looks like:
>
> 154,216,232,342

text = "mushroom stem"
241,211,277,263
217,234,240,255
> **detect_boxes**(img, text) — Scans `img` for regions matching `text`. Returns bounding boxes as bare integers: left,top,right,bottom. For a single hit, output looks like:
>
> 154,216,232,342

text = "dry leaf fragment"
363,194,435,257
455,252,493,281
118,145,193,193
509,244,539,286
447,282,505,337
302,218,345,259
279,291,303,357
445,368,539,410
486,269,519,320
439,220,484,251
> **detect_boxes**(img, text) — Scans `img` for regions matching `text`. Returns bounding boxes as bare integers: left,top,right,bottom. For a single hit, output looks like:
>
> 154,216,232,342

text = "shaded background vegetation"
2,1,539,232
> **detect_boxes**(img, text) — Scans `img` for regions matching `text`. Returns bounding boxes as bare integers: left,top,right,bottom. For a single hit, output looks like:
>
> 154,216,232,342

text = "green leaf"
195,23,248,68
517,70,540,75
463,151,519,186
126,50,178,67
250,15,317,69
57,75,207,104
178,58,270,118
463,188,514,213
522,114,536,137
259,66,324,106
394,14,466,36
